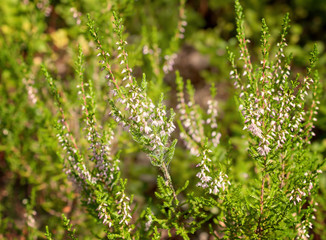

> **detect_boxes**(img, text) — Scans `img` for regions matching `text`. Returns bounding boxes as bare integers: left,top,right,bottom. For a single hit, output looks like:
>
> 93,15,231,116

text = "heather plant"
223,2,323,238
1,0,326,239
0,0,189,238
42,1,325,239
179,2,324,238
44,9,213,238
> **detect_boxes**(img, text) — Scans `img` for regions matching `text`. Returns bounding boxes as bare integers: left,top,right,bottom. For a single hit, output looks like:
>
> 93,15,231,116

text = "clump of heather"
45,3,220,239
175,0,324,238
44,1,324,239
221,0,323,238
43,47,133,238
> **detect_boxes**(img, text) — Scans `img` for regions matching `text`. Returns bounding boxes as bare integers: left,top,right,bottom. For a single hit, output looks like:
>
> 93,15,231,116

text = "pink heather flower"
247,123,263,139
257,145,271,156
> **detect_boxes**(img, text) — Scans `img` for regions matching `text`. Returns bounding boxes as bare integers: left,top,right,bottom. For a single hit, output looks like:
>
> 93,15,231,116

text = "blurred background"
0,0,326,239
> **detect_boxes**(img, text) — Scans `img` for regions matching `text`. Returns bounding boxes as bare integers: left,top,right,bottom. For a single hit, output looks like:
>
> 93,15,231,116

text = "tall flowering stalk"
163,0,187,74
43,47,133,238
87,12,178,199
176,71,230,196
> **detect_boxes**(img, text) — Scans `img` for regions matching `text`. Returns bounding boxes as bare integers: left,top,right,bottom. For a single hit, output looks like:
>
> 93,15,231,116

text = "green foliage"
1,0,326,239
62,214,78,240
44,226,53,240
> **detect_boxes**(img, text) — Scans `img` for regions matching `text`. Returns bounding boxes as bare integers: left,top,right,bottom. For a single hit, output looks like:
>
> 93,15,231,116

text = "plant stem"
161,162,177,200
256,171,267,237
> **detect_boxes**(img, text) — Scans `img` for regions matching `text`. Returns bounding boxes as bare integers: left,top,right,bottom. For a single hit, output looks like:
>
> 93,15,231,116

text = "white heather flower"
196,149,230,194
145,214,153,231
144,125,152,134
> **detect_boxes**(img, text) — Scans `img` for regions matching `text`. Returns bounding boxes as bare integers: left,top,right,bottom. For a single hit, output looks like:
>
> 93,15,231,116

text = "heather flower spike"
176,71,228,195
163,0,186,73
88,12,178,199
